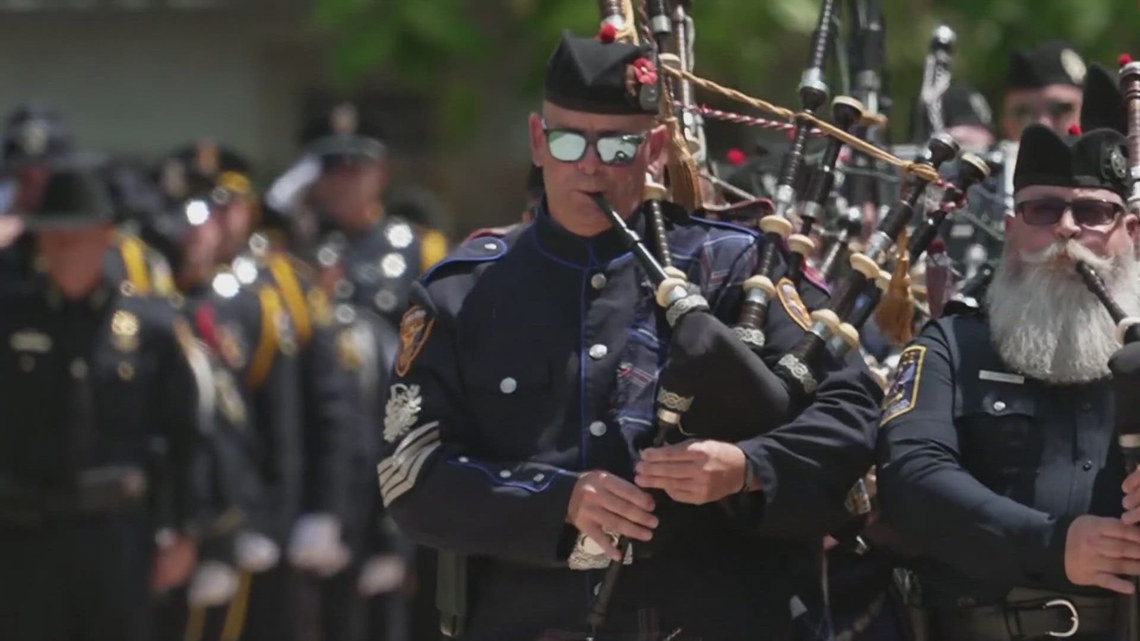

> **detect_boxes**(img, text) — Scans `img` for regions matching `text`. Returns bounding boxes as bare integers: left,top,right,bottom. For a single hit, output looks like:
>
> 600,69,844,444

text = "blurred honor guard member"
0,152,207,641
377,29,881,641
306,103,448,354
877,120,1139,641
1002,41,1086,142
0,104,75,291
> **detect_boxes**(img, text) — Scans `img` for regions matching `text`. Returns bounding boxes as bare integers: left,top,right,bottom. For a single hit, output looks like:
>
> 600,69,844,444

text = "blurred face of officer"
1002,85,1083,142
987,184,1138,383
211,192,255,262
529,101,666,236
172,199,223,288
36,223,114,298
311,156,387,229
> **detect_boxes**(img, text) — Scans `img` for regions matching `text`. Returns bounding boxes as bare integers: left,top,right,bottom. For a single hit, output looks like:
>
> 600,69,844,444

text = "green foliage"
314,0,1140,142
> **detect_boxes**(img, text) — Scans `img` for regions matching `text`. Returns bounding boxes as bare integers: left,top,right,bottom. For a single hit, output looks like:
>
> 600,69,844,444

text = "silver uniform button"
590,273,607,290
483,242,498,252
458,456,469,463
70,358,88,379
589,421,607,437
387,223,414,249
589,344,608,360
374,290,398,313
992,400,1006,412
498,469,512,479
499,377,517,394
334,280,355,299
533,473,545,483
334,304,356,324
380,253,408,279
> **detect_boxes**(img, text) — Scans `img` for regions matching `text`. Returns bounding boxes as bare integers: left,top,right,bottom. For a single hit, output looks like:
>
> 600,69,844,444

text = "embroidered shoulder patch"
383,383,423,443
395,305,434,377
881,345,926,426
776,277,813,330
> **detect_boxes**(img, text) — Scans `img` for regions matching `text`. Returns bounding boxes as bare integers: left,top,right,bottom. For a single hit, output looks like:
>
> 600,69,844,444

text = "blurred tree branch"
314,0,1140,144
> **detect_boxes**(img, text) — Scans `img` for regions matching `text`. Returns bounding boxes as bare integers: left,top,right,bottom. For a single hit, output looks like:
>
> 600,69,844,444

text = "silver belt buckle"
1043,598,1079,638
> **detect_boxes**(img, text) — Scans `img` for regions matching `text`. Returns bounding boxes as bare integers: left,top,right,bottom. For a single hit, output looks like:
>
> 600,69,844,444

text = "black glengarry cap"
543,29,658,115
1013,123,1128,196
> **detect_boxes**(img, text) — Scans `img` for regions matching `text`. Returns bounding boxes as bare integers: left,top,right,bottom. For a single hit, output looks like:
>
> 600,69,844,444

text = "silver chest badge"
384,383,423,443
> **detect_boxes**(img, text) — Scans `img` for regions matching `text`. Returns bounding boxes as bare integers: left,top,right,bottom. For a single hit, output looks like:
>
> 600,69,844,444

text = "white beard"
986,239,1140,384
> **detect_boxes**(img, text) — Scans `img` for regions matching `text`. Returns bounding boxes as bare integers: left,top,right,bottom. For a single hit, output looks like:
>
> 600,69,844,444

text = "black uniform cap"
154,140,254,207
1013,123,1128,196
942,83,994,131
1,103,74,168
21,150,116,231
544,29,657,115
302,102,387,162
1007,40,1086,90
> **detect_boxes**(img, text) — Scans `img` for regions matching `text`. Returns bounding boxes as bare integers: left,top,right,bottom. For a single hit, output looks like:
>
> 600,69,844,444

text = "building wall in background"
0,6,536,238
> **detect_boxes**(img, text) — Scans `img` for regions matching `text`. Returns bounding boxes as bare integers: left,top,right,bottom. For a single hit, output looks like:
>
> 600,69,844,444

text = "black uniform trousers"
0,516,153,641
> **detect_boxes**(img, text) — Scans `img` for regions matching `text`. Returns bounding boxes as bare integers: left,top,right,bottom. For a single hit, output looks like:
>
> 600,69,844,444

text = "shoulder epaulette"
940,297,986,319
463,224,520,243
421,235,508,283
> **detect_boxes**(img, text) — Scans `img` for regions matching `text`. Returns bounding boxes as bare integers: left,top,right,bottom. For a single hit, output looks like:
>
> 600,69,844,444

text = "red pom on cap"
597,22,617,43
726,148,746,165
928,237,945,254
1068,123,1082,136
1120,53,1134,66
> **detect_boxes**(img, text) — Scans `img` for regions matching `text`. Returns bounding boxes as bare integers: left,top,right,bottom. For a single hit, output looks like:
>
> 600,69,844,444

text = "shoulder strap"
118,235,152,294
247,286,283,390
267,253,312,348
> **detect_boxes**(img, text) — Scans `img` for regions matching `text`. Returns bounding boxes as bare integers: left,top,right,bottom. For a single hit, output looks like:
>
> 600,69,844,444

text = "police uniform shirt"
0,272,206,528
377,201,881,639
182,269,305,543
234,247,359,526
333,216,445,327
876,312,1122,607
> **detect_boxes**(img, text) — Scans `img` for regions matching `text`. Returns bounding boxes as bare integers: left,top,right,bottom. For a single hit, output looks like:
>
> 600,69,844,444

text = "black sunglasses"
541,119,648,166
1014,197,1124,227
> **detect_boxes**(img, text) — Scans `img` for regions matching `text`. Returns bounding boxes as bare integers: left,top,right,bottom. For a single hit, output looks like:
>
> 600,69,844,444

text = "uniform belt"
929,588,1115,641
0,466,149,525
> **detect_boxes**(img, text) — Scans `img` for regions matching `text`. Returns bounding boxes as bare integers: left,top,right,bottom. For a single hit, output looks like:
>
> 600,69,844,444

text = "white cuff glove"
356,554,406,597
234,531,280,573
187,561,240,607
288,513,350,577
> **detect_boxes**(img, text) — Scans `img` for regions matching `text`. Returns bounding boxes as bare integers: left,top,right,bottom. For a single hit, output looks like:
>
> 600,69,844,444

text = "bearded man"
875,121,1140,641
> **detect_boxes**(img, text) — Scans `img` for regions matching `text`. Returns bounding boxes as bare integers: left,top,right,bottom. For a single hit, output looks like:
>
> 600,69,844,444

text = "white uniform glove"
356,554,407,597
234,531,280,573
288,513,351,577
187,561,240,607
